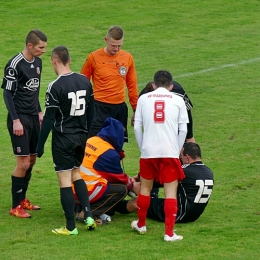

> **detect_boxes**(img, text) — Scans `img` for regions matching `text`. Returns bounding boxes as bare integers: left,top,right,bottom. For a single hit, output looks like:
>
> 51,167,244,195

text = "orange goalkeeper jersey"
81,48,138,111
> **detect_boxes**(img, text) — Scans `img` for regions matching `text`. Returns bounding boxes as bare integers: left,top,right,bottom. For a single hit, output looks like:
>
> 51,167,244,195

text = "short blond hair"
107,26,124,40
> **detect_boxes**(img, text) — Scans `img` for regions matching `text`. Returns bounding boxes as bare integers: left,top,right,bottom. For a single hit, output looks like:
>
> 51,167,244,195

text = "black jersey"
44,72,93,134
176,161,214,223
147,161,214,223
171,81,193,111
1,52,42,115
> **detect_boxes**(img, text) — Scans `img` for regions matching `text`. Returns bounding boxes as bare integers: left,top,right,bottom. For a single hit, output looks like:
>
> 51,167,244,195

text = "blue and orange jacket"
74,117,133,203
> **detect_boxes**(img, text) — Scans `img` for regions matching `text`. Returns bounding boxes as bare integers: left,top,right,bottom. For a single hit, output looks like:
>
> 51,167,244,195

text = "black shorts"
147,198,165,222
52,132,87,172
88,101,128,142
7,113,40,156
147,197,184,223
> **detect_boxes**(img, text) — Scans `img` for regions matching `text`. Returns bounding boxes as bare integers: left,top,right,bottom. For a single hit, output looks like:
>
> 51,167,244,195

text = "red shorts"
139,158,185,183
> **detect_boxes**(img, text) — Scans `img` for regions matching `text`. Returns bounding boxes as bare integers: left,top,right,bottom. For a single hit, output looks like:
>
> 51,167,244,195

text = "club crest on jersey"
24,78,39,91
5,67,17,82
119,66,127,76
16,147,21,153
36,67,40,74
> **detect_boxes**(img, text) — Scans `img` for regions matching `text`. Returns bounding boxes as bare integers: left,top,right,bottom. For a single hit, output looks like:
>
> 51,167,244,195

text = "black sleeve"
38,100,42,113
186,110,193,139
3,89,19,120
36,116,54,158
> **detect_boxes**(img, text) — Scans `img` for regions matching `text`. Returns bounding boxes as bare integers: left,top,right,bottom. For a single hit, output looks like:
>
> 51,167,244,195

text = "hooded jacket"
75,117,133,203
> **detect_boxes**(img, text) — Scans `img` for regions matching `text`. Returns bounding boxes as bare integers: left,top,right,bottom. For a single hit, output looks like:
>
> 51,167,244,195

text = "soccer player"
132,70,189,242
36,46,95,236
139,80,195,143
80,25,139,142
147,142,214,223
1,29,47,218
139,80,196,199
73,117,139,224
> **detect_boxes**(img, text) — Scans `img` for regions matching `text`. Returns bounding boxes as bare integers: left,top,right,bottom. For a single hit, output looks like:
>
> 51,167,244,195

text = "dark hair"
26,29,47,45
139,81,154,97
52,46,70,65
183,142,201,159
153,70,173,88
107,26,124,40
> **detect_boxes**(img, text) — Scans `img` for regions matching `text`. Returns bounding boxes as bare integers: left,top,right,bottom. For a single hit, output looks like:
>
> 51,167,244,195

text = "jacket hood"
97,117,124,152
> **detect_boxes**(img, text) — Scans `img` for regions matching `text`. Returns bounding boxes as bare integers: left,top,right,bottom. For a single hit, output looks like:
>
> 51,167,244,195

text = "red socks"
137,193,150,227
164,198,177,237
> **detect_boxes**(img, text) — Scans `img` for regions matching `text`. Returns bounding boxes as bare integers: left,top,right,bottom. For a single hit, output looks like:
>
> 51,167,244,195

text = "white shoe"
164,233,183,242
100,214,111,222
131,220,147,234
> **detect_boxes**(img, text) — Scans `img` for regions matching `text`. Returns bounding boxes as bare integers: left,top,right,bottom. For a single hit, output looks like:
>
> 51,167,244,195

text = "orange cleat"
20,198,41,210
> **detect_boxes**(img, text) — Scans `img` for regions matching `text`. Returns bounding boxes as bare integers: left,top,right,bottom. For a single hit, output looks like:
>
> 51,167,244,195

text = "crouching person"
73,117,140,224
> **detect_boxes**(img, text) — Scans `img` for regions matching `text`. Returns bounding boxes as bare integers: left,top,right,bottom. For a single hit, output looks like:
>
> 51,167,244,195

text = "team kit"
1,27,214,241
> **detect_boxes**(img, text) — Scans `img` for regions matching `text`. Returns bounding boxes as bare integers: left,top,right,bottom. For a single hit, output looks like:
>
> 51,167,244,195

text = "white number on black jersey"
194,179,213,203
68,90,86,116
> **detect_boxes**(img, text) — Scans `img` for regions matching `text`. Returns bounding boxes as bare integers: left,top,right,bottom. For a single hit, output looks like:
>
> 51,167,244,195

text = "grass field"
0,1,260,259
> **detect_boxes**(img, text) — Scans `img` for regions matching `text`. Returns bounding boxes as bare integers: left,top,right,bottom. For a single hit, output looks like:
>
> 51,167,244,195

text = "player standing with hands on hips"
36,46,96,235
132,70,189,242
80,25,138,142
1,29,47,218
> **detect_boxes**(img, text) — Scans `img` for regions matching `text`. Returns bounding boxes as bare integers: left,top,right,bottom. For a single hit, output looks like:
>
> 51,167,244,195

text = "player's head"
105,26,124,56
26,29,47,57
52,46,70,65
139,81,154,97
51,46,71,74
153,70,173,90
182,142,201,162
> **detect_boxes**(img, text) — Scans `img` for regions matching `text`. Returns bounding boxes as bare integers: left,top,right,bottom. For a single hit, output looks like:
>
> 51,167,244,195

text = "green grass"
0,0,260,259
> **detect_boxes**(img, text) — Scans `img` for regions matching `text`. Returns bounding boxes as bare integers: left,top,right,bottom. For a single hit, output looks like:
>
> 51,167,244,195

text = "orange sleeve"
80,54,93,80
126,55,138,111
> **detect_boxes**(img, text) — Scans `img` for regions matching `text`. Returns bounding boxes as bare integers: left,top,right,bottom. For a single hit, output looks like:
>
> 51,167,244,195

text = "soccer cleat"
164,233,183,242
20,198,41,210
131,220,147,234
85,217,96,230
10,205,31,218
52,226,78,236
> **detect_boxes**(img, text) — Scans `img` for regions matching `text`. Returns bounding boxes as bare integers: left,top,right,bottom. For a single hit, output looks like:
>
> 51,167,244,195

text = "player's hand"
38,112,43,128
132,173,140,182
13,119,24,136
131,182,140,196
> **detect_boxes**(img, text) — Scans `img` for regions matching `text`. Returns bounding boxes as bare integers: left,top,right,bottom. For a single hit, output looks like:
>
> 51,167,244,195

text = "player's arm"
95,150,134,190
36,108,55,158
3,89,24,136
80,54,93,80
133,100,143,151
178,123,187,154
126,55,138,115
36,89,57,158
3,89,18,120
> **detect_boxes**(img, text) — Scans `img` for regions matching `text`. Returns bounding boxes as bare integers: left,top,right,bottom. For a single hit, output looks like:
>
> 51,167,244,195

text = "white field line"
173,57,260,79
138,57,260,86
1,57,259,85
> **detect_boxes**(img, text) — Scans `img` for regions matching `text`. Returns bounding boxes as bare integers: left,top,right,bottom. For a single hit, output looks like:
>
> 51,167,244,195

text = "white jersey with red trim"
134,87,189,158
